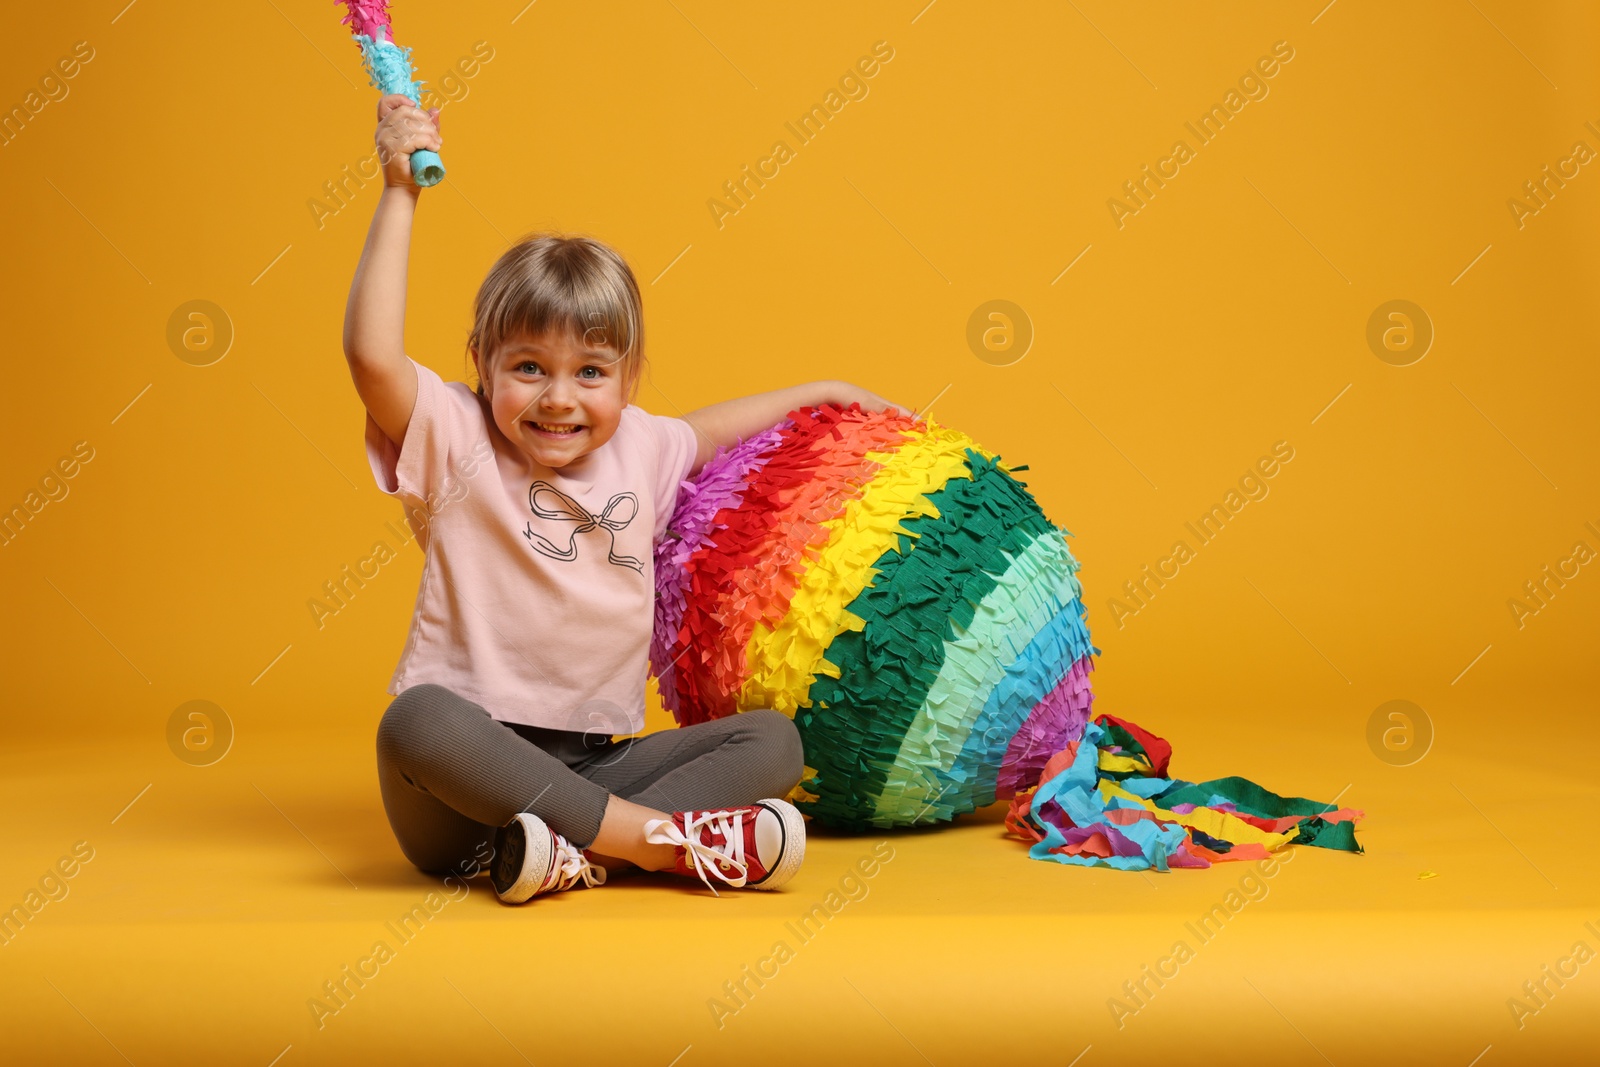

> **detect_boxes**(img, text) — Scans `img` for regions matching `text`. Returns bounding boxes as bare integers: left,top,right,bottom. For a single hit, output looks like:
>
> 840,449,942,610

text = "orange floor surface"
4,692,1596,1066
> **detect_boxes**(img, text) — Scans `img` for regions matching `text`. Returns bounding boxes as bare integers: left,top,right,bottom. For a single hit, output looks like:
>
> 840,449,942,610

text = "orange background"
2,2,1597,1063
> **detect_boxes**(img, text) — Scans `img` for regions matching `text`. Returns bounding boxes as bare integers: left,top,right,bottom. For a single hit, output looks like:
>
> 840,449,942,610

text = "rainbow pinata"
650,402,1097,830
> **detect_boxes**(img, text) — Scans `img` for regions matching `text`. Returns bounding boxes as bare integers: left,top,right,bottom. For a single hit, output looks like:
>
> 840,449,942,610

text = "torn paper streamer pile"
650,403,1363,870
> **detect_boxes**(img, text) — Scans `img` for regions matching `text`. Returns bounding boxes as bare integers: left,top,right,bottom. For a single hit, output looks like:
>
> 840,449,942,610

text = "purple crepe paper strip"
650,421,793,715
995,653,1096,798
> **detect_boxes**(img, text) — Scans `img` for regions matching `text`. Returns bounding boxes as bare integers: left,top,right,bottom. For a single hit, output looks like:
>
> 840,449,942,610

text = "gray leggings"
375,683,806,874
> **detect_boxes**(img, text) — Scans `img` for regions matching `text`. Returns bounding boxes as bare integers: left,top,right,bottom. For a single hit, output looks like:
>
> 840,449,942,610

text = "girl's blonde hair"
467,234,646,402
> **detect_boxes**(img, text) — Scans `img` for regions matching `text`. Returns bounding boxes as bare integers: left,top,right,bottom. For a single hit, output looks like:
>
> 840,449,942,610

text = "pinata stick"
337,2,444,187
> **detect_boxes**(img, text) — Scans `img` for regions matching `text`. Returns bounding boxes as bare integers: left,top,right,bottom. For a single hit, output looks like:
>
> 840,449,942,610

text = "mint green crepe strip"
872,529,1081,822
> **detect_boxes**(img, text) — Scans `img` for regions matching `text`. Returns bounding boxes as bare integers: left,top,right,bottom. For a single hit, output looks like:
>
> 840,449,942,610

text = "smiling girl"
343,94,910,903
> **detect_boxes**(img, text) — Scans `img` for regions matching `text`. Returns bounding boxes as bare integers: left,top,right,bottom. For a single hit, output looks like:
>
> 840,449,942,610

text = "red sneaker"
491,812,607,904
643,798,806,894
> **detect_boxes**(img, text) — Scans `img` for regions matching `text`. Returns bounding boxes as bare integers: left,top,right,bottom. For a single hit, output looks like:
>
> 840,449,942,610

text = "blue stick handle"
410,148,445,187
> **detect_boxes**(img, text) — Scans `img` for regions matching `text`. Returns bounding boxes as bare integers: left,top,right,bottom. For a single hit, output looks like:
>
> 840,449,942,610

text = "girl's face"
476,330,628,469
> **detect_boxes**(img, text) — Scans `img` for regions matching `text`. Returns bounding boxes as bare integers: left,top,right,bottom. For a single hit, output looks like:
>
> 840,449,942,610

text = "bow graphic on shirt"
523,481,645,573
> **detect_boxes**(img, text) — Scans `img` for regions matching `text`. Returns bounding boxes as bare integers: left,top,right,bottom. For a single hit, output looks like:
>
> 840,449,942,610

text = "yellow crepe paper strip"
1097,778,1297,852
1098,752,1152,775
739,417,1004,716
700,414,921,707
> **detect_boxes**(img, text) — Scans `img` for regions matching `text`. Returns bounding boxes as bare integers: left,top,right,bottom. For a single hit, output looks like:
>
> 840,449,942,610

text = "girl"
345,95,912,903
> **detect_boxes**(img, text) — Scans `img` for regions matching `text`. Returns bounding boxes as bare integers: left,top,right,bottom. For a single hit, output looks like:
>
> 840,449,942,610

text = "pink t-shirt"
364,357,698,733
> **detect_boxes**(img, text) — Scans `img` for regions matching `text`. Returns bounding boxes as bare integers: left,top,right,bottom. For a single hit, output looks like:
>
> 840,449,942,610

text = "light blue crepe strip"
1027,721,1191,871
870,530,1086,824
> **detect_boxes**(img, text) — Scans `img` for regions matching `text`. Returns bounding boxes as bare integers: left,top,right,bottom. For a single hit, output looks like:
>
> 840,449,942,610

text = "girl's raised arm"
341,94,442,451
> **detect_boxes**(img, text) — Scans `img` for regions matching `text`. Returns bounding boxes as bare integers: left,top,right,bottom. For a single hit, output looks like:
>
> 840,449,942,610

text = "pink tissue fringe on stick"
337,0,394,42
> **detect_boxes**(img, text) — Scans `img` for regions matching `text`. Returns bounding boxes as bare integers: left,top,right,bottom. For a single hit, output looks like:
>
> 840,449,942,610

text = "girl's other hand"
375,93,442,190
829,381,915,419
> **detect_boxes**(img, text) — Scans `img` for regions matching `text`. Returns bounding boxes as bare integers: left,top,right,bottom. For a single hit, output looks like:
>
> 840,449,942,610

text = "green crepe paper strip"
870,529,1068,823
1288,817,1362,851
797,452,1051,819
796,450,1054,827
871,528,1081,824
1153,775,1365,854
802,452,1044,714
1155,775,1346,820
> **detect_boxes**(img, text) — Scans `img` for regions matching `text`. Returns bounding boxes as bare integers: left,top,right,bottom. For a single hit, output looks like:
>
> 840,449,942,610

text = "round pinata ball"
650,402,1098,830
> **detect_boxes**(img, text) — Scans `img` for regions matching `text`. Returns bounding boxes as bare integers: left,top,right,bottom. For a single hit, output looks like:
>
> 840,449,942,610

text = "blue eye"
512,360,603,378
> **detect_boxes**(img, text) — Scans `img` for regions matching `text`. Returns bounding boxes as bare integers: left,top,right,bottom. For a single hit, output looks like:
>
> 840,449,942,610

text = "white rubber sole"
492,812,555,904
748,798,807,890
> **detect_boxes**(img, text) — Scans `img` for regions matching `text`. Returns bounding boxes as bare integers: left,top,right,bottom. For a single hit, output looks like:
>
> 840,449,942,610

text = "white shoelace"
644,811,750,896
544,837,607,893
